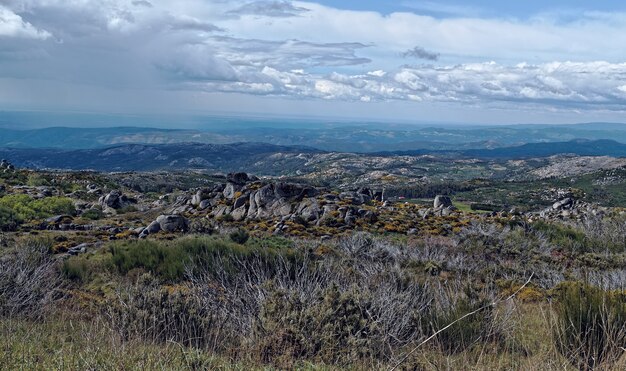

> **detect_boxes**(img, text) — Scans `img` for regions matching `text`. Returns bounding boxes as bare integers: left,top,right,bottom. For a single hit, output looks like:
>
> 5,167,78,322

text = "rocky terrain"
2,155,626,370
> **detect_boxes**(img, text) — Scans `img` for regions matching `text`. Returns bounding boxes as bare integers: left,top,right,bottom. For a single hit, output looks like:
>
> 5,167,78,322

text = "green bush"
0,194,75,222
229,228,250,244
109,240,188,281
0,205,21,231
107,236,302,281
26,174,51,187
554,282,626,370
61,258,90,282
81,208,104,220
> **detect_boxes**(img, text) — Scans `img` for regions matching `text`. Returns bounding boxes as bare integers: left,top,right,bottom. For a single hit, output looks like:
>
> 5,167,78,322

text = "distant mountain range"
0,142,321,173
462,139,626,159
1,122,626,152
2,139,625,174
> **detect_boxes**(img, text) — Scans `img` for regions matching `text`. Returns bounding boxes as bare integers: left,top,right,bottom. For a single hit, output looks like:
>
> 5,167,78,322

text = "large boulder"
99,190,135,210
552,197,574,210
223,183,242,199
191,188,213,206
433,195,453,210
156,214,189,233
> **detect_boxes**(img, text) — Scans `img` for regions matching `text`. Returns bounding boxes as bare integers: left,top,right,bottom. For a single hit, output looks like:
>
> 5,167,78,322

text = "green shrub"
554,282,626,370
229,228,250,244
26,174,51,187
109,240,188,281
0,194,75,222
62,258,90,282
81,208,104,220
107,236,302,282
533,221,587,253
0,205,21,231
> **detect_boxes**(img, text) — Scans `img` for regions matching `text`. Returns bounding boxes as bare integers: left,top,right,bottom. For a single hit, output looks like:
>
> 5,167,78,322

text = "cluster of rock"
172,173,381,231
417,195,458,219
537,196,607,220
98,190,137,213
86,183,103,195
41,215,92,231
0,159,15,173
137,214,189,238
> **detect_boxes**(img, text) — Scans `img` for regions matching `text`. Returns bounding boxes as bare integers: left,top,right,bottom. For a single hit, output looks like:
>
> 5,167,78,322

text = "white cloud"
2,0,626,117
0,5,50,39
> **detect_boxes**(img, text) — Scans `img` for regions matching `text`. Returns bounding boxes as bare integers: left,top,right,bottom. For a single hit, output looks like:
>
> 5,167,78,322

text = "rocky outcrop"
99,190,136,211
432,195,457,216
0,159,15,173
180,173,382,230
157,214,189,233
535,193,607,221
434,195,453,210
139,214,189,238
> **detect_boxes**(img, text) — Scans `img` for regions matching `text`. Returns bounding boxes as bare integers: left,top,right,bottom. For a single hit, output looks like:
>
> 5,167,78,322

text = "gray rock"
231,206,248,221
552,198,574,210
156,214,189,233
99,190,135,210
192,188,215,207
233,195,247,210
223,183,241,200
434,195,453,210
198,199,212,210
146,220,162,234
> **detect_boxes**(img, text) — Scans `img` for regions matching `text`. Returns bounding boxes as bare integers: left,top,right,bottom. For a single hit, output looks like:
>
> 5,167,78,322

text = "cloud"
227,1,309,18
400,1,483,17
166,16,224,32
210,36,371,68
0,5,51,39
132,0,153,8
184,61,626,112
2,0,626,118
402,46,439,61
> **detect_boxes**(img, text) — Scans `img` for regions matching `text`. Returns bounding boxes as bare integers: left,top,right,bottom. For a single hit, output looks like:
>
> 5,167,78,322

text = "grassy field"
5,302,625,370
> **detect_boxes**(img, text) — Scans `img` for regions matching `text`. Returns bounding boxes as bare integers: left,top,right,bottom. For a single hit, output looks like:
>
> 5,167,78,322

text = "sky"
2,0,626,125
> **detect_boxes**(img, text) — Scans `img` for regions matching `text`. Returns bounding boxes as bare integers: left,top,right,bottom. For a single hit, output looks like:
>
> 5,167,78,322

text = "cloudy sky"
2,0,626,124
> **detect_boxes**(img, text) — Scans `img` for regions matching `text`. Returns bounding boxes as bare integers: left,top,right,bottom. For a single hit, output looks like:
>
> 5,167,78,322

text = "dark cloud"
226,1,309,18
402,46,440,61
132,0,153,8
167,17,224,32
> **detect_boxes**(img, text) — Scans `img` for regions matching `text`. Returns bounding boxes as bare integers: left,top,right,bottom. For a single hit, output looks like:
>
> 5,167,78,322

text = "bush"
554,282,626,370
0,194,75,222
0,205,21,231
257,283,380,366
229,228,249,244
432,293,494,354
107,236,301,281
81,208,104,220
105,274,217,348
0,240,62,317
62,258,91,282
109,240,188,281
